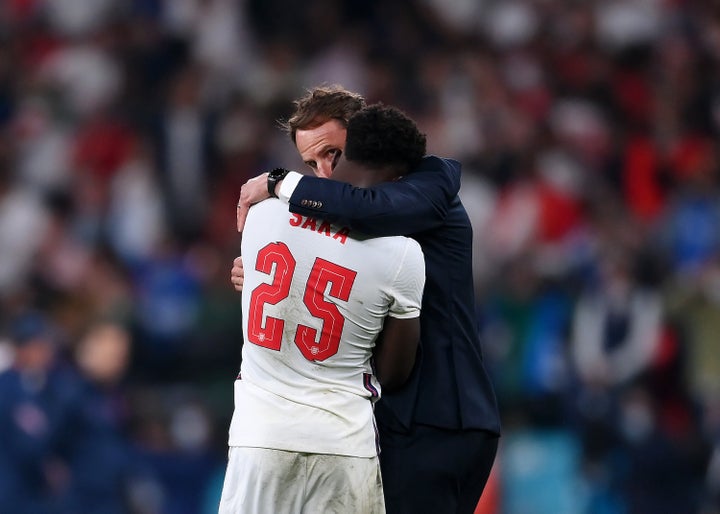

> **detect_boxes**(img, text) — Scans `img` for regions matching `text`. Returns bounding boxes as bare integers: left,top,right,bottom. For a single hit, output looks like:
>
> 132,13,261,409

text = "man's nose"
316,158,334,178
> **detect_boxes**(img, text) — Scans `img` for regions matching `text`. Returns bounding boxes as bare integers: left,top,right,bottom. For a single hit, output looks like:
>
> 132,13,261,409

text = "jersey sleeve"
387,239,425,319
277,171,303,203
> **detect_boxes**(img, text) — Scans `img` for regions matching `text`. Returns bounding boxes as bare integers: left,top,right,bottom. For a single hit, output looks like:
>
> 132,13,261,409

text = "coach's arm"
287,156,461,236
235,156,461,235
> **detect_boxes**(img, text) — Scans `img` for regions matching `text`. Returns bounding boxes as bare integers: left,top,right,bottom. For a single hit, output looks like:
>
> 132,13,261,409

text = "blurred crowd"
0,0,719,513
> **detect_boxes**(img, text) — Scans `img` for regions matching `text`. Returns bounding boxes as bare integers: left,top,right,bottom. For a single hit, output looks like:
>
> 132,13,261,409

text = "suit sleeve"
288,156,461,236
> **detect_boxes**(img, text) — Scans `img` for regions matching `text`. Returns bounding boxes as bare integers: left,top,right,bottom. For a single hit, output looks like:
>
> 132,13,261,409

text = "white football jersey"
228,199,425,457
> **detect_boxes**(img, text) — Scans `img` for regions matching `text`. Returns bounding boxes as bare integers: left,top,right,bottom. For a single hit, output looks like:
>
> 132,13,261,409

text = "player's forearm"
373,317,419,392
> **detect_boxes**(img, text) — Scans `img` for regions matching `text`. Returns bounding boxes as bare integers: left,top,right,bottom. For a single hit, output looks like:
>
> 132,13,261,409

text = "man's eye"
330,149,342,167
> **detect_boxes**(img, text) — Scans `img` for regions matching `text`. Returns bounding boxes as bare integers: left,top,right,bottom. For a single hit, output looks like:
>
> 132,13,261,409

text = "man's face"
295,119,347,178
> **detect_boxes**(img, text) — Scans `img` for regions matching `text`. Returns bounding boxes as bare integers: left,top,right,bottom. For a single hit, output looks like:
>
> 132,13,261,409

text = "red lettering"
289,215,351,244
317,221,332,236
333,227,350,245
302,217,317,231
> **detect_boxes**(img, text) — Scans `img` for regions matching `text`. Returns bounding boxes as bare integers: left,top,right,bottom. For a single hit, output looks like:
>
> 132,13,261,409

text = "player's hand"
237,172,270,232
230,256,244,292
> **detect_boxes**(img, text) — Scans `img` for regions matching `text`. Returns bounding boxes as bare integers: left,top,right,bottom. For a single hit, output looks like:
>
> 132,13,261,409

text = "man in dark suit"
233,85,500,514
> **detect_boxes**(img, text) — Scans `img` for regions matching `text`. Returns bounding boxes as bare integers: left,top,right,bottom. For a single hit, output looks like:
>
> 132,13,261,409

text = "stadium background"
0,0,717,512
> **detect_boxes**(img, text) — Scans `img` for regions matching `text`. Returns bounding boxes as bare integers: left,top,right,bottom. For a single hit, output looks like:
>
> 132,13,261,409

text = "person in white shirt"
219,104,427,514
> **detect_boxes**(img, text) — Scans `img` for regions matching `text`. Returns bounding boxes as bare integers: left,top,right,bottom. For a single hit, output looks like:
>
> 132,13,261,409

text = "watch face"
268,169,287,197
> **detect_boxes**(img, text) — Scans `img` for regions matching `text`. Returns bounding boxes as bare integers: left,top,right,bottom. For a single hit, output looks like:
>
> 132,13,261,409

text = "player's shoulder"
248,198,286,216
364,235,424,266
244,198,287,230
400,237,424,268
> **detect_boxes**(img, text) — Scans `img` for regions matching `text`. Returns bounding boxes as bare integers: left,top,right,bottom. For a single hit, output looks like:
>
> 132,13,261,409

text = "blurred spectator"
570,249,662,390
666,258,720,427
43,0,121,38
150,65,217,244
38,36,123,119
130,389,224,514
481,255,572,425
106,138,168,264
0,168,50,298
32,189,93,298
0,310,74,514
59,321,141,514
613,383,708,514
129,238,202,380
658,140,720,276
12,95,72,193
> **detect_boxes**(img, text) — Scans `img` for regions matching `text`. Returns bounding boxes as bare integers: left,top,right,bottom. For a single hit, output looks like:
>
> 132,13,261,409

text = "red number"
296,258,357,360
247,246,357,361
247,242,296,350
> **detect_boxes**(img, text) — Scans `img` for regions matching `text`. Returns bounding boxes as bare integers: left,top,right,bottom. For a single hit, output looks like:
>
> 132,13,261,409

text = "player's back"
229,199,424,457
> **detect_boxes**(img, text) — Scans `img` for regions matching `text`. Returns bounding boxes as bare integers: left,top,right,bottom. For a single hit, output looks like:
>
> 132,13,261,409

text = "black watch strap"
267,168,290,198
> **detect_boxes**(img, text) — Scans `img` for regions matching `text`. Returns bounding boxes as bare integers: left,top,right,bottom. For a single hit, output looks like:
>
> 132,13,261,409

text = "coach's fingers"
237,202,249,232
236,173,269,232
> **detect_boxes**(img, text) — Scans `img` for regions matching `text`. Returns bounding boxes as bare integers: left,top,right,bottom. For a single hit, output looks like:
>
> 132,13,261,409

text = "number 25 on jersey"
247,242,357,361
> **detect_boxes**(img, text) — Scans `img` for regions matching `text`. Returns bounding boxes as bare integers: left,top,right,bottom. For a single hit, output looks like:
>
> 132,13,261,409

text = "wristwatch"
267,168,290,198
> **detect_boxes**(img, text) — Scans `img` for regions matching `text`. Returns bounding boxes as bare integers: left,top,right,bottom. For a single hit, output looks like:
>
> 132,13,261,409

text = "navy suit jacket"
289,156,501,434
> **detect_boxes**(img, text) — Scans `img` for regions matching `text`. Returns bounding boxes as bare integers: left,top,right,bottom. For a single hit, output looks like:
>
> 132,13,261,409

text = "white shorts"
218,447,385,514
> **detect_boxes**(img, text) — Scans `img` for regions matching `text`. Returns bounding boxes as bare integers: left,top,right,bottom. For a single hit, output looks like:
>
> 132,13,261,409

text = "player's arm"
373,317,420,392
374,238,425,391
288,156,461,236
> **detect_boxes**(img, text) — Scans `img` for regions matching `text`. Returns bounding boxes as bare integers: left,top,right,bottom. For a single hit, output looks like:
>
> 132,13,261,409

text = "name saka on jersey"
289,213,351,244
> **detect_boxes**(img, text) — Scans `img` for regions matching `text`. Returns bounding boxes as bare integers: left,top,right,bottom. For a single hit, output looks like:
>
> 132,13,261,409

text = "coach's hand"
237,172,270,232
230,256,244,292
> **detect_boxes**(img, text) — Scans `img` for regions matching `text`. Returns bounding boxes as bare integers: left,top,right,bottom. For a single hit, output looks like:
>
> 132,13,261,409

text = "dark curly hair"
280,85,366,144
344,103,427,173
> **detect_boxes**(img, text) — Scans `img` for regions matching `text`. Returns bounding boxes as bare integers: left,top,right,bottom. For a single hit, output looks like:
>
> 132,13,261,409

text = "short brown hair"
280,85,366,143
